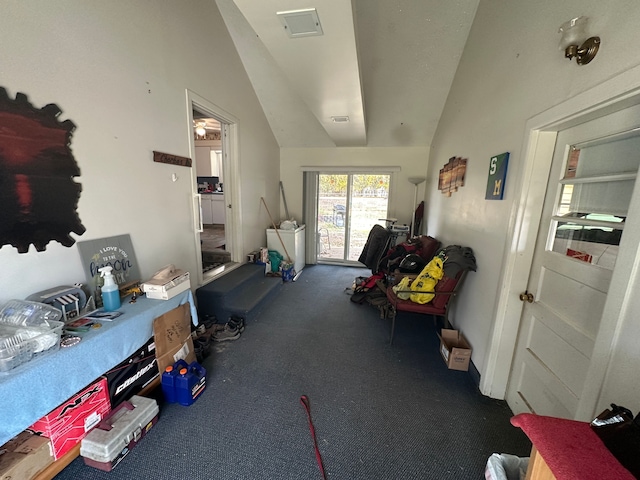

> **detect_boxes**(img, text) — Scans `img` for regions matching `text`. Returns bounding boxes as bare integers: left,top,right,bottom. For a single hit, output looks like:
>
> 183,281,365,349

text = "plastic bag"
485,453,529,480
409,256,444,304
392,276,412,300
268,250,283,272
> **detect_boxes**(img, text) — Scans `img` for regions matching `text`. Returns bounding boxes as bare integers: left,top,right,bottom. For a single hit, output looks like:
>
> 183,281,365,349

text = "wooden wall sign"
153,151,192,167
77,234,141,298
438,156,467,197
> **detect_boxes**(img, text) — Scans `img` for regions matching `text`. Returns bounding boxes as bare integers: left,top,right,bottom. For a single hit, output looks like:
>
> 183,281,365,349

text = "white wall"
280,147,430,226
427,0,640,396
0,0,280,302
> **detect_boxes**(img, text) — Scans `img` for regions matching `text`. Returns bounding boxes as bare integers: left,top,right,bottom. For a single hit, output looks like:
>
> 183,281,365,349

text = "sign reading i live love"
485,152,510,200
153,151,192,167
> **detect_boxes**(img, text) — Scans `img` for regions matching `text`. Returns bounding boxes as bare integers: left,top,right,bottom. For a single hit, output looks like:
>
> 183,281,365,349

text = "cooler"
80,395,159,471
266,224,305,274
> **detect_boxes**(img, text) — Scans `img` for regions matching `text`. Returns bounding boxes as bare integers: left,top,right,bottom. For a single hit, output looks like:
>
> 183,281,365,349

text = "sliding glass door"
317,173,390,263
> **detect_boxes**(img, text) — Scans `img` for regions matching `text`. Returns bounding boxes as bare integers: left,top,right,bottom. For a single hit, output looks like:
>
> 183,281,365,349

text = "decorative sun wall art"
0,87,85,253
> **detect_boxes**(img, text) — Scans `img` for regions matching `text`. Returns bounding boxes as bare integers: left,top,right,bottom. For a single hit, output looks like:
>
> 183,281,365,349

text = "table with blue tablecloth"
0,290,198,447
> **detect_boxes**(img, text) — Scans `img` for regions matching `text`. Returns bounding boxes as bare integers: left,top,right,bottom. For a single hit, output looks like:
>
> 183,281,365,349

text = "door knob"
519,291,534,303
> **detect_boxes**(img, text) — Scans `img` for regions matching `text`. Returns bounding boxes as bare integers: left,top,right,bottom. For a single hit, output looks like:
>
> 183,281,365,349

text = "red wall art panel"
0,87,85,253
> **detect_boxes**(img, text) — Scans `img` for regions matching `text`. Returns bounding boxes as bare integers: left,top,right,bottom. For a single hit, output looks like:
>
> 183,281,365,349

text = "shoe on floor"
228,315,245,333
194,336,211,362
199,314,217,329
212,324,240,342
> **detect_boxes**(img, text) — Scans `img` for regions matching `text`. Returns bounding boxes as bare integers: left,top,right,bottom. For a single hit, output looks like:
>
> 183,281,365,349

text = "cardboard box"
143,269,190,300
152,303,196,373
438,329,472,371
29,377,111,460
0,431,53,480
104,337,159,408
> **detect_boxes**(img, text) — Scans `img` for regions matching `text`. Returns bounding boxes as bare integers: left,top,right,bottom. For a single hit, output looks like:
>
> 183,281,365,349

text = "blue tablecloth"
0,291,198,446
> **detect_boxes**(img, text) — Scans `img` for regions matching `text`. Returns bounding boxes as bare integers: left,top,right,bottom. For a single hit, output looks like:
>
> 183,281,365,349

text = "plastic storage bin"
0,320,63,373
0,299,62,327
81,395,159,471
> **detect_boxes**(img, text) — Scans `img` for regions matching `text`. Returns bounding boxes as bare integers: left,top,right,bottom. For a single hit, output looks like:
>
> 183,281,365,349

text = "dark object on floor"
228,315,245,333
357,225,392,273
591,403,640,477
193,336,212,362
350,274,386,306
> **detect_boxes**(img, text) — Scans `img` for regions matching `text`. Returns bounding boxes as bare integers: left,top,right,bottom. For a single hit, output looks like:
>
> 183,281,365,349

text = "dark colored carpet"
55,265,531,479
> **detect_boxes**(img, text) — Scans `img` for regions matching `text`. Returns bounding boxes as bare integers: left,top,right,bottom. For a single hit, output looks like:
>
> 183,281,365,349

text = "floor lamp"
408,176,426,236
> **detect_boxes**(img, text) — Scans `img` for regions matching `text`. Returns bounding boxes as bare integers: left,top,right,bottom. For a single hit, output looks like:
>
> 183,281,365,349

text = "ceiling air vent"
331,116,350,123
277,8,323,38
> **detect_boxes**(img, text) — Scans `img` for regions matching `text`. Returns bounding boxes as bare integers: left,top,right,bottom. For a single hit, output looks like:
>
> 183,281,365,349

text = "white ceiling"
215,0,479,148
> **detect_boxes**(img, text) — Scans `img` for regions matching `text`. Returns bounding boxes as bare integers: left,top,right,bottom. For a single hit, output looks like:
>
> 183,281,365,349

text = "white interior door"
506,105,640,420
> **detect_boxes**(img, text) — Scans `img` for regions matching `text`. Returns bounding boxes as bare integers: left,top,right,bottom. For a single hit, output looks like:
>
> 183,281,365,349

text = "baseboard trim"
468,359,481,389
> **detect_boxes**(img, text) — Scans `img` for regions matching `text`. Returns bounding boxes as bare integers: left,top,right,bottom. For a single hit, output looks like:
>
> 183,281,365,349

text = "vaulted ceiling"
215,0,479,148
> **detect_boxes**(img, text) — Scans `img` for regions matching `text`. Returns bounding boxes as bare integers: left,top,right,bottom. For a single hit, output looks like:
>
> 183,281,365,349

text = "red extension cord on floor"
300,395,327,480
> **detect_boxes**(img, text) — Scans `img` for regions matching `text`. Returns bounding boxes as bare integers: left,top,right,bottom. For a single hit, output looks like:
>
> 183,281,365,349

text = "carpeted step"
224,276,281,320
195,263,281,322
197,264,263,297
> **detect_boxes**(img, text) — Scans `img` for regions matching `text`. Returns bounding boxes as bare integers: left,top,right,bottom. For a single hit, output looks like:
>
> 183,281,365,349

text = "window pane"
550,132,640,270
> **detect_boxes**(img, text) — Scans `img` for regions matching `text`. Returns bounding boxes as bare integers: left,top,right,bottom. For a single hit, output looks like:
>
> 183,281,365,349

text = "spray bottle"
99,266,121,311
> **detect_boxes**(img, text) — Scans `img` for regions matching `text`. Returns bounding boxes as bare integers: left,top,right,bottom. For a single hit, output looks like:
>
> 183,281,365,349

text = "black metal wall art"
0,87,85,253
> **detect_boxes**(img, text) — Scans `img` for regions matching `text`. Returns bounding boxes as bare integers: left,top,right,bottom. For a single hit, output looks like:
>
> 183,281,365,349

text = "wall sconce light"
558,16,600,65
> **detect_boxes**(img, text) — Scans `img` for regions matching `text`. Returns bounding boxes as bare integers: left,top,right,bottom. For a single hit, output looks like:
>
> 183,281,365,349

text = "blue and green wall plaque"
485,152,509,200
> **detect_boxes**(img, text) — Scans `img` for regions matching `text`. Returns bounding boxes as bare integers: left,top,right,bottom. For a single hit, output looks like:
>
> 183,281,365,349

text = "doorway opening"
316,173,391,264
193,108,230,277
187,91,242,286
505,117,640,420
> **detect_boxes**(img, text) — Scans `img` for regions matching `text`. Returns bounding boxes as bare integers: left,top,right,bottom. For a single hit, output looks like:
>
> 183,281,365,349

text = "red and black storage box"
80,395,159,471
104,337,159,408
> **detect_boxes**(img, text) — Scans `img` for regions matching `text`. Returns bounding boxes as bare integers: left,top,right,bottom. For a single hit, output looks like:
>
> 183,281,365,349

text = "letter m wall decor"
485,152,510,200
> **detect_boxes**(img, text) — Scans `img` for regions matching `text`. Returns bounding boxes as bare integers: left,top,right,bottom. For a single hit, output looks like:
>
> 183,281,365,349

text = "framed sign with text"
485,152,510,200
77,234,141,297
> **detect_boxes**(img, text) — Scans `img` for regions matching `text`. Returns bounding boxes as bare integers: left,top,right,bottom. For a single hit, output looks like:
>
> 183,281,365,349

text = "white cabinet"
266,225,306,273
211,195,225,224
195,146,221,177
201,195,213,224
196,146,212,176
202,195,225,225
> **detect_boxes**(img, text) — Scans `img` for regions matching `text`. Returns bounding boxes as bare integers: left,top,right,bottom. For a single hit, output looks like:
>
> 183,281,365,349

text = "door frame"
304,167,398,266
482,65,640,411
186,90,243,287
